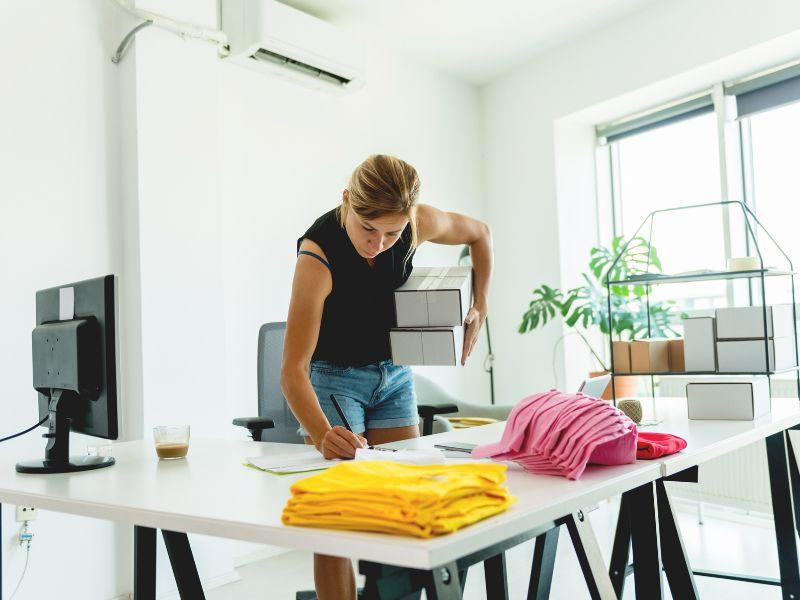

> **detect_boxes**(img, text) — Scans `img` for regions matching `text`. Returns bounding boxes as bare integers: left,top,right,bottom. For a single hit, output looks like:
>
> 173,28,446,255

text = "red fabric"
636,432,687,460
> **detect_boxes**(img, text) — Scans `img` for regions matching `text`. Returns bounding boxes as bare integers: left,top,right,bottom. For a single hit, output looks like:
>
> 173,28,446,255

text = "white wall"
482,0,800,401
0,1,135,598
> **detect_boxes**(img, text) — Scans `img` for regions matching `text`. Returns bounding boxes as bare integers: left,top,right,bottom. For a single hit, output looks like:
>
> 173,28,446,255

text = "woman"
280,154,492,600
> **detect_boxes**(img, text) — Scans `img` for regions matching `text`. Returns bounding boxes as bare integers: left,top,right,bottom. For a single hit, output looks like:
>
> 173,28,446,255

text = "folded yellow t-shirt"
282,461,515,538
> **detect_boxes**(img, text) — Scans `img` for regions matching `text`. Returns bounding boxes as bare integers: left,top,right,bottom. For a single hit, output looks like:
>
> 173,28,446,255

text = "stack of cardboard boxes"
683,305,796,373
612,339,685,374
389,267,472,366
609,304,796,420
682,304,796,420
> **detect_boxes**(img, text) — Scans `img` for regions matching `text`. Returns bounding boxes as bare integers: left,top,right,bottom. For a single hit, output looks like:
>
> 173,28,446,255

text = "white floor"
207,494,784,599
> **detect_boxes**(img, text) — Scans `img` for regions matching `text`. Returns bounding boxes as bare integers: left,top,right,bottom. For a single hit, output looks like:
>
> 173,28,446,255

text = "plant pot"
588,371,640,401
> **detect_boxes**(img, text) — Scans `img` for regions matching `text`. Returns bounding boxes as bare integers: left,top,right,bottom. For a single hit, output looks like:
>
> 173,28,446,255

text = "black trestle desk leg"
609,492,632,598
424,562,462,600
528,526,559,600
656,480,698,600
458,567,468,590
162,530,205,599
766,431,800,600
134,525,156,600
484,552,509,600
629,482,663,600
785,429,800,543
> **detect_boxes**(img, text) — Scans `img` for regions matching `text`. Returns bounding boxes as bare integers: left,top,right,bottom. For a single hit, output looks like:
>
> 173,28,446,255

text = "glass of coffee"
153,425,190,460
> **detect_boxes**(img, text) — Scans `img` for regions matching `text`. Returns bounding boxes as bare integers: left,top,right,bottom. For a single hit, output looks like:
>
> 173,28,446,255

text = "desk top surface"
642,396,800,475
0,422,659,569
1,397,798,568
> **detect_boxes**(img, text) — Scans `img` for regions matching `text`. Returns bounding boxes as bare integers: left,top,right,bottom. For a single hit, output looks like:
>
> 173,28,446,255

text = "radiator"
653,377,800,513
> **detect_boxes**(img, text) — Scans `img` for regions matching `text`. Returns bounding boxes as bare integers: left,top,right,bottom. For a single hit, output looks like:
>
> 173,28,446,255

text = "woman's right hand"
316,426,367,459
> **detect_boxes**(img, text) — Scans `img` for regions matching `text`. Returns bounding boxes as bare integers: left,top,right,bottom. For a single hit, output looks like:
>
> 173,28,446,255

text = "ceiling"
280,0,660,84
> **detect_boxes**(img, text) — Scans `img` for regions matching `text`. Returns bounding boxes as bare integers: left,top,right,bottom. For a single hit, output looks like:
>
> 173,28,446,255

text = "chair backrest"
257,322,303,443
414,373,458,406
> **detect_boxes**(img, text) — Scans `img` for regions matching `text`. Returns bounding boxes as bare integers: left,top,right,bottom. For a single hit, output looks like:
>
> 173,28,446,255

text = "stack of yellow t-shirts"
282,461,515,538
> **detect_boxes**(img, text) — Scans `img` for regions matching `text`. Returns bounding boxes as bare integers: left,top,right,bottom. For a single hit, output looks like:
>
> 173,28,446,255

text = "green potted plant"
519,236,682,398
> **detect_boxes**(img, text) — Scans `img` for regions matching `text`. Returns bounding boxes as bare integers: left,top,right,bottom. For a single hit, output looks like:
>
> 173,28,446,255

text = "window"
746,102,800,276
597,63,800,312
605,112,727,310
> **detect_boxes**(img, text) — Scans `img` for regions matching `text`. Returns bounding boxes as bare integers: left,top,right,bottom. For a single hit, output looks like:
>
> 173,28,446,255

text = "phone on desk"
433,442,477,454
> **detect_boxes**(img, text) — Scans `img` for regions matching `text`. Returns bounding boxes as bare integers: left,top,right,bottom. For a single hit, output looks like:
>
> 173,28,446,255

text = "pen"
329,394,394,452
329,394,355,432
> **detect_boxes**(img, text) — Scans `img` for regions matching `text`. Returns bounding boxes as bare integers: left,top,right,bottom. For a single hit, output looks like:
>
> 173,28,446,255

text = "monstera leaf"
589,236,662,298
519,285,562,334
519,236,680,370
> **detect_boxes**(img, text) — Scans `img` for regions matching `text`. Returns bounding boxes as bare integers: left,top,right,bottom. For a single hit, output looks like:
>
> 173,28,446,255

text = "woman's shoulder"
413,203,437,243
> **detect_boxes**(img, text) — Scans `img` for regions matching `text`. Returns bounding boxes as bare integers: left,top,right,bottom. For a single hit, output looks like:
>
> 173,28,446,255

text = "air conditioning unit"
219,0,365,94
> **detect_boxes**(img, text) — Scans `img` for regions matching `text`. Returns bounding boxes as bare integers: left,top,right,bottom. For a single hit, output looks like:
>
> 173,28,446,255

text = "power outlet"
15,506,37,522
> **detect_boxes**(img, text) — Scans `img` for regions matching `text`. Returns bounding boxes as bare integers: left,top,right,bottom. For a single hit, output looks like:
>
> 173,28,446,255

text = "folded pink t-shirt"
472,391,637,480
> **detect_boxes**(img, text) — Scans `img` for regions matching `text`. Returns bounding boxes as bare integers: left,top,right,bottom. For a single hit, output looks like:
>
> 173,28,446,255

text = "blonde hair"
338,155,420,257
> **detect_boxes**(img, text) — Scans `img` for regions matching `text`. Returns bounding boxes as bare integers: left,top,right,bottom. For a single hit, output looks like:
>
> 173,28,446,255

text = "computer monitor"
16,275,120,474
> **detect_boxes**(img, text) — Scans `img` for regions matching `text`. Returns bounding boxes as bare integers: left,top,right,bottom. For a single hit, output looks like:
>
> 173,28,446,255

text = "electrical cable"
0,417,48,444
8,537,31,600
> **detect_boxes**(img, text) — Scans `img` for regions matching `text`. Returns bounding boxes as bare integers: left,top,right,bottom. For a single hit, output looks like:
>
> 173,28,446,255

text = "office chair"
233,322,460,442
413,374,513,434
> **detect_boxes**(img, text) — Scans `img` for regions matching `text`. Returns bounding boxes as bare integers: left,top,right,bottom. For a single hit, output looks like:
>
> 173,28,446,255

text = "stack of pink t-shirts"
472,390,637,480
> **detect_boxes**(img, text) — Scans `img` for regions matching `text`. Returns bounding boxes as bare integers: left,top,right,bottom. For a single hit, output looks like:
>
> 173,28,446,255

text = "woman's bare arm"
416,204,493,365
280,239,365,458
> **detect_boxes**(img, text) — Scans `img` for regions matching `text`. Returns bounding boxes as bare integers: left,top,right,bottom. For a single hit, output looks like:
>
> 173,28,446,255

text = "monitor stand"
16,390,115,474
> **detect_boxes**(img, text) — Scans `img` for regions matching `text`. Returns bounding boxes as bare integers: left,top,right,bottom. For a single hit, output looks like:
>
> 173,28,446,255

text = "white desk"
608,396,800,600
0,424,660,600
3,399,800,600
0,425,659,571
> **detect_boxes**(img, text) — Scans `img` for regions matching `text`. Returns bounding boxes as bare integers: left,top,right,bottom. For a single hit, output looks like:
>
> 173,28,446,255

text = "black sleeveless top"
298,208,415,366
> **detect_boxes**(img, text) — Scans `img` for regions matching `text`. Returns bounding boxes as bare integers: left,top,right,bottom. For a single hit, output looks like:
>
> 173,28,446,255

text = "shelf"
615,366,800,377
608,269,795,287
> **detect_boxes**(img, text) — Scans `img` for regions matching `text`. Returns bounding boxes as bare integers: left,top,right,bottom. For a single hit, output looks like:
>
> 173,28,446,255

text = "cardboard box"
389,327,464,366
630,340,670,373
716,337,797,373
394,266,472,327
687,378,770,420
683,317,717,372
715,305,795,340
668,339,685,372
612,341,632,373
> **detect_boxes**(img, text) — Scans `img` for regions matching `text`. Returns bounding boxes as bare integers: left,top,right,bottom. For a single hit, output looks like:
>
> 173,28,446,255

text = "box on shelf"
715,304,795,340
389,327,464,366
686,377,771,420
394,266,472,327
683,317,717,372
630,340,670,373
612,341,632,373
668,339,685,372
716,337,797,373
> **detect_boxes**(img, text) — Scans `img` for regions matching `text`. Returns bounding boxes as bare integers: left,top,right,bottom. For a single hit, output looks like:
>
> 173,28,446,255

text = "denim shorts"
298,359,419,436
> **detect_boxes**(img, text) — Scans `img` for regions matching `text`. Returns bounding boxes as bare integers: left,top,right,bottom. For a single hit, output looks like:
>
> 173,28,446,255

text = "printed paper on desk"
245,449,340,475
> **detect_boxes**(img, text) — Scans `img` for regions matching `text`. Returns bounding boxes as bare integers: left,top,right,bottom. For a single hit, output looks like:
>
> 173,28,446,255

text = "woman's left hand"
461,306,487,366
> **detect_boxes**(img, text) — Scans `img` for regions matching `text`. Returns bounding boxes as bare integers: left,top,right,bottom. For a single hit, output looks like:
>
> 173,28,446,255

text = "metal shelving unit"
605,200,800,403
